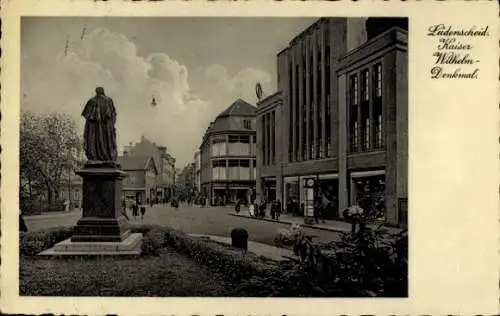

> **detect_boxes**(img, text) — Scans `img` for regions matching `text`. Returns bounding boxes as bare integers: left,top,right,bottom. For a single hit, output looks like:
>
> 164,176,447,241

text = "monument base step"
38,233,143,256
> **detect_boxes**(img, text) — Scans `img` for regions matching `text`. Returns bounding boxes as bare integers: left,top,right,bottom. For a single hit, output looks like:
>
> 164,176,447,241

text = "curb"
228,213,349,233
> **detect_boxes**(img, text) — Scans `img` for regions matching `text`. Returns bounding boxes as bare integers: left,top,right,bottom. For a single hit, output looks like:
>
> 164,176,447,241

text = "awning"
318,173,339,180
123,187,146,191
350,170,385,178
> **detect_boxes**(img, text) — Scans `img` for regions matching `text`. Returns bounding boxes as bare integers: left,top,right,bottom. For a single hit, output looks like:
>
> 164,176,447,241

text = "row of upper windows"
350,63,382,105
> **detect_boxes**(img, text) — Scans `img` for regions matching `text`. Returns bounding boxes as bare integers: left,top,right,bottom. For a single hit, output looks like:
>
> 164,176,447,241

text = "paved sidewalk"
23,208,81,220
229,211,403,235
189,233,293,262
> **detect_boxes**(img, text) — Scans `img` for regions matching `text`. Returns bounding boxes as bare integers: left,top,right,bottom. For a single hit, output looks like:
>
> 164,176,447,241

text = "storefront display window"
351,174,385,219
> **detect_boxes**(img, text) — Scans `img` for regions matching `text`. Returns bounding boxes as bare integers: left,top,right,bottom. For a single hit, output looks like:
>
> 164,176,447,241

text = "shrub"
20,226,74,256
273,223,304,248
243,224,408,297
159,226,278,281
141,228,166,256
128,224,279,282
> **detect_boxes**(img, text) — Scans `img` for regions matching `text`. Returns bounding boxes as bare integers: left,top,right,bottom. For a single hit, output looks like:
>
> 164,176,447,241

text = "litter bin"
231,228,248,251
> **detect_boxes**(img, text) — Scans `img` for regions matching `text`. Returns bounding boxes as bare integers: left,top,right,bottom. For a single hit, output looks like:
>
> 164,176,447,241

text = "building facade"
118,155,158,204
200,99,257,205
194,151,201,193
58,173,83,209
123,136,176,202
256,17,408,227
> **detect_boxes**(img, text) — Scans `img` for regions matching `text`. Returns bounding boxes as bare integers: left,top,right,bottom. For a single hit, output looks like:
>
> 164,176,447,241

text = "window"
212,160,227,180
239,159,251,180
374,63,382,97
351,75,359,105
365,118,370,150
288,61,294,162
349,74,360,152
261,115,267,165
271,111,276,165
228,159,239,180
211,138,226,157
243,119,252,130
253,159,257,179
373,63,383,149
360,69,370,151
362,70,369,101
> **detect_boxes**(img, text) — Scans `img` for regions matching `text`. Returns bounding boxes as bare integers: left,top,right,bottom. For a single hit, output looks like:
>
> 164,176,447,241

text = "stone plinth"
71,162,130,243
38,161,143,257
38,233,143,256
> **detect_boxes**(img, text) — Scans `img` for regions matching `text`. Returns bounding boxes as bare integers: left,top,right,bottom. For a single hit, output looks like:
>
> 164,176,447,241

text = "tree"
20,111,83,209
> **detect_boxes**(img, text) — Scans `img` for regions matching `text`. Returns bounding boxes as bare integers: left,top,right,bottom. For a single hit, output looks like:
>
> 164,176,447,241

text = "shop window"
353,175,385,219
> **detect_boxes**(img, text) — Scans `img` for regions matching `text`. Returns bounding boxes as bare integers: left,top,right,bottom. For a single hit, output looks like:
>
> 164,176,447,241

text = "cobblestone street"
24,204,343,245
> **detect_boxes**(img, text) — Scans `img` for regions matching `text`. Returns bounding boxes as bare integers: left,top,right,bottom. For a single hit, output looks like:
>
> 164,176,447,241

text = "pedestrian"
249,202,255,217
132,201,139,220
313,198,320,224
235,199,241,214
140,203,146,220
121,199,130,221
286,199,292,215
276,199,282,221
259,200,267,219
270,201,276,220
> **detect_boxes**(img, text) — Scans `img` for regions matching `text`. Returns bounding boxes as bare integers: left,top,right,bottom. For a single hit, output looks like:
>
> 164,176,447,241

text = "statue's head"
95,87,105,96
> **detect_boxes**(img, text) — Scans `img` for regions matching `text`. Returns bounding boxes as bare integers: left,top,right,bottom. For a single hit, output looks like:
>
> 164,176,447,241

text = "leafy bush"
249,223,408,297
141,228,166,256
129,224,280,282
161,226,278,281
20,226,74,256
273,223,304,248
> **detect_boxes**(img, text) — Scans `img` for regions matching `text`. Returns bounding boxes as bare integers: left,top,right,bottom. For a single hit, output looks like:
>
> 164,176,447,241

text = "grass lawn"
20,248,234,296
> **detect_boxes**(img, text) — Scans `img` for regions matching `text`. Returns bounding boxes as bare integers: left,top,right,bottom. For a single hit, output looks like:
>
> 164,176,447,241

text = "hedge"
20,225,281,280
128,224,280,281
20,226,74,256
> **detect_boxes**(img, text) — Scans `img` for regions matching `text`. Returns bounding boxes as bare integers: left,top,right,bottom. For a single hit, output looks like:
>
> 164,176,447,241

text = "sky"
21,17,316,167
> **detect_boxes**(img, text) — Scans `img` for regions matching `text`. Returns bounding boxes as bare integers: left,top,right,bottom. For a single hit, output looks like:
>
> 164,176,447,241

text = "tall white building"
199,99,257,205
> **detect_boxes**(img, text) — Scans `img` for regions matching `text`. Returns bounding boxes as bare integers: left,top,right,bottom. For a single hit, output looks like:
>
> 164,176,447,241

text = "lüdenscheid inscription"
427,24,489,79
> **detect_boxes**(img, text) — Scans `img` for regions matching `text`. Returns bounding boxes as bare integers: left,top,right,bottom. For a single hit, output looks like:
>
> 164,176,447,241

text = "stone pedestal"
72,162,130,242
38,162,142,256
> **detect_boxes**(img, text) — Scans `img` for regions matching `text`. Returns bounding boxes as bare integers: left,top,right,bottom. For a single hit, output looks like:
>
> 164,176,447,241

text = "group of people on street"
121,198,146,221
235,198,283,221
233,196,328,224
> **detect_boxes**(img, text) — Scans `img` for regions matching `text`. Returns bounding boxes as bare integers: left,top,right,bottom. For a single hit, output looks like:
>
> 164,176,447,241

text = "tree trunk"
47,185,54,208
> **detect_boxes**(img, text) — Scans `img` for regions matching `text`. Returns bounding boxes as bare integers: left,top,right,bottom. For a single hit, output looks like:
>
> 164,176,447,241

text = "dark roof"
216,98,256,118
117,155,152,171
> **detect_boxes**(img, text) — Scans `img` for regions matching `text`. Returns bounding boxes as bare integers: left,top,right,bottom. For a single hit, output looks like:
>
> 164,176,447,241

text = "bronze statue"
82,87,117,162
